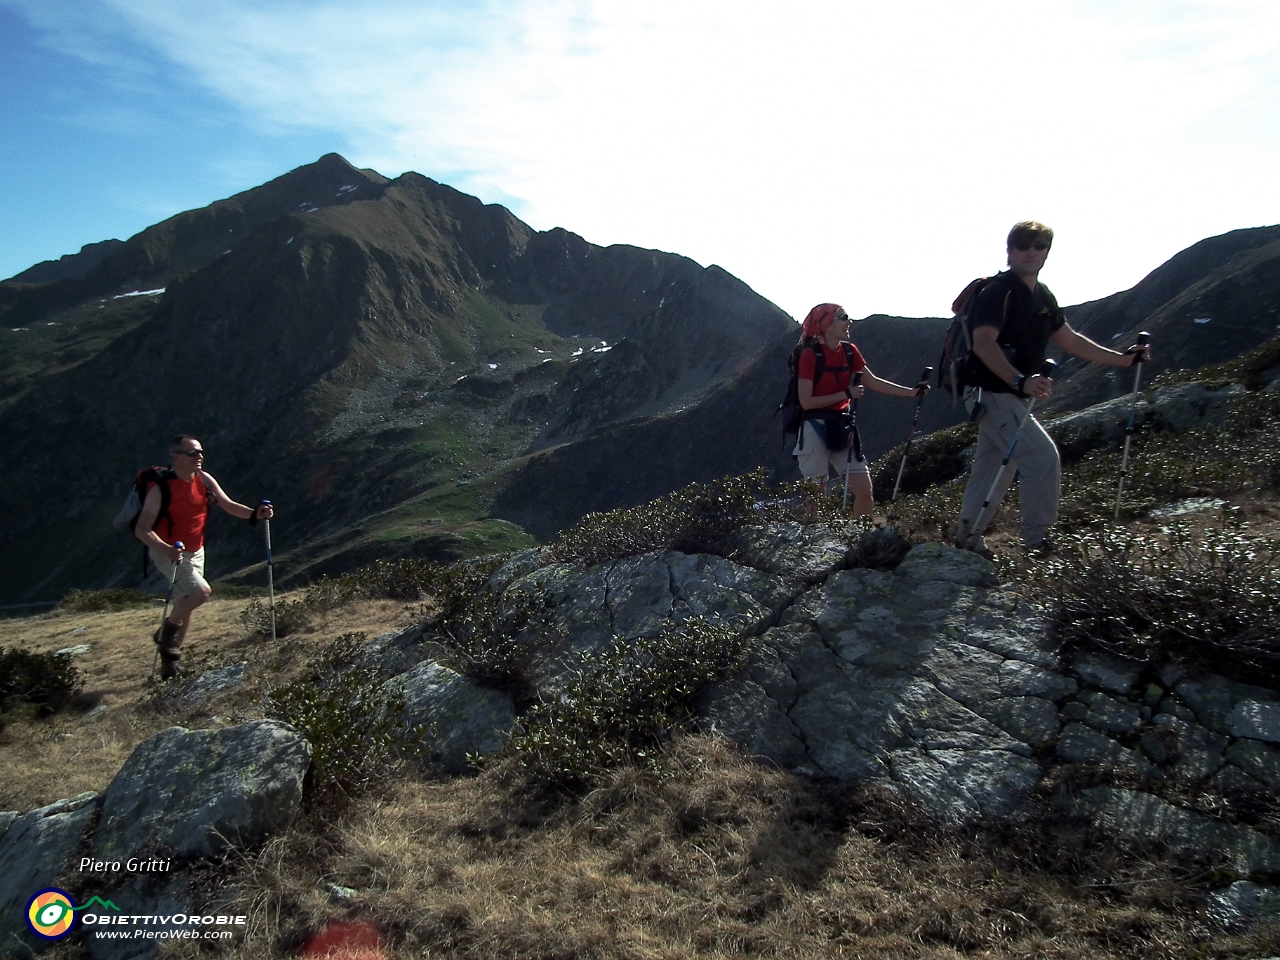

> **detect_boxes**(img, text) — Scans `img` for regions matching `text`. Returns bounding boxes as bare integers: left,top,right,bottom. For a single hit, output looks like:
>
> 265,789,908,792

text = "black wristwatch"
1009,374,1027,392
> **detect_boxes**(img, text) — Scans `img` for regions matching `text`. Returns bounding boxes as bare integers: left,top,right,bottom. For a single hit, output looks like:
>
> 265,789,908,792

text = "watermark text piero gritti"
80,856,172,873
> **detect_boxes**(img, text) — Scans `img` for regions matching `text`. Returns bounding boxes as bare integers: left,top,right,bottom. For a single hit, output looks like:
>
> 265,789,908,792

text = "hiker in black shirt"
956,221,1151,554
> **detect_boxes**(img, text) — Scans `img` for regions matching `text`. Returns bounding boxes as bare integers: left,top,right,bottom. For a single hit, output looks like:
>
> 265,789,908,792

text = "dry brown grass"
160,736,1276,960
0,592,417,813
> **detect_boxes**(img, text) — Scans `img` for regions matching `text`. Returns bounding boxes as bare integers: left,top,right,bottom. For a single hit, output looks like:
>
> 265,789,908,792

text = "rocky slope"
5,528,1278,956
4,372,1280,954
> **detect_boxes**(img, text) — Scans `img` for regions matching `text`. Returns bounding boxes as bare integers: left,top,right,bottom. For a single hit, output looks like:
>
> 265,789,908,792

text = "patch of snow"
46,321,59,326
541,358,554,363
220,249,231,255
286,237,294,245
113,288,165,299
11,327,30,332
488,363,499,370
1193,317,1211,324
338,184,357,193
591,346,612,353
571,348,584,356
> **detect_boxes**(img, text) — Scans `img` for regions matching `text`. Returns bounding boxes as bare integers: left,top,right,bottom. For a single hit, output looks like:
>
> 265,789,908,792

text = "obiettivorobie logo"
26,888,248,945
26,889,120,940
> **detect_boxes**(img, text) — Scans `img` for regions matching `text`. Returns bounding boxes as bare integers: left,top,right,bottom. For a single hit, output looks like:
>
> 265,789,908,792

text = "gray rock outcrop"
1046,381,1247,459
698,543,1048,821
385,662,516,773
506,547,794,689
170,662,247,712
94,720,310,862
0,792,99,958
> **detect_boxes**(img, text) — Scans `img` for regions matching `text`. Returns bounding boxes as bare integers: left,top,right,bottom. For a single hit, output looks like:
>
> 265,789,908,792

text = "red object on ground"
301,920,385,959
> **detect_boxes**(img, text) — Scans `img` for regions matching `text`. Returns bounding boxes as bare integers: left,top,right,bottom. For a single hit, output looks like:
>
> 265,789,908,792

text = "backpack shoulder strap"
810,342,827,380
195,470,214,511
840,342,855,368
154,468,174,521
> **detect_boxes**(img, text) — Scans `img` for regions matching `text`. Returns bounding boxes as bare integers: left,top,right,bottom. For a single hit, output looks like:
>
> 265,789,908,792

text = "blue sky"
2,0,1279,320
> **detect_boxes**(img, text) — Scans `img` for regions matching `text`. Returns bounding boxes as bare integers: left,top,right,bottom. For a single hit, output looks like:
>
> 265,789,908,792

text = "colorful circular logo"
27,888,77,940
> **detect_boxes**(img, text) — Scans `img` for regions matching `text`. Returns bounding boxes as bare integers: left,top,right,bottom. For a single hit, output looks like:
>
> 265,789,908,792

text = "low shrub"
58,588,156,612
0,646,84,726
872,421,978,503
1040,517,1280,688
508,617,747,788
549,469,845,569
1056,388,1280,526
1155,332,1280,391
425,583,562,701
263,633,411,805
239,555,511,637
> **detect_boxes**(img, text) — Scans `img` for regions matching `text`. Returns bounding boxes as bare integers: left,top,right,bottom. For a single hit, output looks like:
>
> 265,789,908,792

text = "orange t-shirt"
154,473,211,551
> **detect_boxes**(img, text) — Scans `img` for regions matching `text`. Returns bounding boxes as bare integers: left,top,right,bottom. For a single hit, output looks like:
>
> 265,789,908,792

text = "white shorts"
149,546,210,597
794,420,869,480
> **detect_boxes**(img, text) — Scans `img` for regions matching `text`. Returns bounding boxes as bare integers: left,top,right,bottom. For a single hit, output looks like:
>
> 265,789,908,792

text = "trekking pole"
843,373,863,510
153,541,184,678
890,366,934,510
1113,332,1151,519
262,501,276,642
964,360,1057,549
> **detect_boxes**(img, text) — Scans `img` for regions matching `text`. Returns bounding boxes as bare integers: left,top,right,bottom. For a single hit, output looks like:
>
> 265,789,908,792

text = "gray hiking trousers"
957,389,1060,547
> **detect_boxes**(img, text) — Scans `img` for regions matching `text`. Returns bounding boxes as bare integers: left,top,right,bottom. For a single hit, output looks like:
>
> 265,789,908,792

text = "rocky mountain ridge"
0,155,802,604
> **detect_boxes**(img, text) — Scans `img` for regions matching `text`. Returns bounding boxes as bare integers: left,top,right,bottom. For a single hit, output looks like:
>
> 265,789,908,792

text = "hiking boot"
153,619,180,651
158,650,181,680
1023,538,1058,557
965,541,994,561
954,527,994,560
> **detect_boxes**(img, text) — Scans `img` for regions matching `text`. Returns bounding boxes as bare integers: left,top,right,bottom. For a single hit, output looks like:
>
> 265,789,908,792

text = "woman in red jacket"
794,303,928,516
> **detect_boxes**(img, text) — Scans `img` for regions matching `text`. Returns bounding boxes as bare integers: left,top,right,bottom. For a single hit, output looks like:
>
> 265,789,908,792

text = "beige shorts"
794,420,869,480
149,546,210,597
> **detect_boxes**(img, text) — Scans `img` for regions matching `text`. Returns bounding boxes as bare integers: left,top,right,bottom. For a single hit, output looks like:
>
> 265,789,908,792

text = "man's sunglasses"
177,449,205,457
1014,241,1051,252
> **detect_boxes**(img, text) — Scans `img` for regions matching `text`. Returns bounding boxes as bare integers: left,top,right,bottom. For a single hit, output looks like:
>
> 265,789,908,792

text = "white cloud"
12,0,1280,320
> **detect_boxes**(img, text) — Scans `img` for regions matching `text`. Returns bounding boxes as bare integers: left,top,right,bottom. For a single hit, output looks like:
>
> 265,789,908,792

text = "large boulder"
1147,382,1246,432
698,543,1050,821
1047,394,1150,459
0,793,98,958
94,720,310,862
384,662,516,773
1044,381,1246,460
511,548,795,689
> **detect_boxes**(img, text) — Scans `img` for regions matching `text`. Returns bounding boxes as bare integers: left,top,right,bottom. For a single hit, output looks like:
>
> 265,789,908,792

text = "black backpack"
774,339,856,446
936,277,992,404
112,467,210,575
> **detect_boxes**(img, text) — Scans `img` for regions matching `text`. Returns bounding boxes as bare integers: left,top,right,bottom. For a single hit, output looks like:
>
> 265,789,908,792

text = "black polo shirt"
969,270,1064,393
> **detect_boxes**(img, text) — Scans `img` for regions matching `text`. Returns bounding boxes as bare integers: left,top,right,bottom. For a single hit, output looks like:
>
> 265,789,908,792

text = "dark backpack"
112,467,210,576
774,339,856,446
936,277,992,404
113,467,176,535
